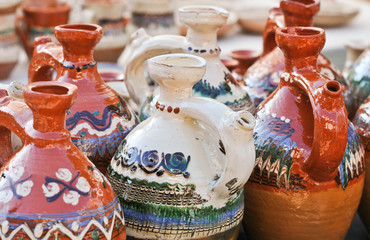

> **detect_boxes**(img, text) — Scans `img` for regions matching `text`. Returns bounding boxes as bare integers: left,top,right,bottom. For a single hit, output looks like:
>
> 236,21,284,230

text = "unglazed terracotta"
353,97,370,235
244,0,353,115
347,48,370,115
28,24,138,175
119,5,255,120
0,0,21,79
0,81,126,239
127,0,178,36
243,27,365,240
83,0,129,62
15,0,71,57
108,53,256,240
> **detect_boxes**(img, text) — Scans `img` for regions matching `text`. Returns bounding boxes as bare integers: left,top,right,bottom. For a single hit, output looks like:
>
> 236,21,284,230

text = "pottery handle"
301,80,348,181
28,36,63,83
262,8,283,57
178,98,256,199
118,29,186,106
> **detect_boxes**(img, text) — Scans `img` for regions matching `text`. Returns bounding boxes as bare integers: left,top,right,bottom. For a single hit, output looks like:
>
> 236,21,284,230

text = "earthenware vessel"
127,0,178,36
108,53,256,240
353,97,370,236
343,40,370,78
244,0,353,115
0,81,126,239
230,50,260,84
119,5,255,120
83,0,129,62
347,48,370,116
0,0,21,79
28,24,138,175
15,0,71,57
243,27,365,240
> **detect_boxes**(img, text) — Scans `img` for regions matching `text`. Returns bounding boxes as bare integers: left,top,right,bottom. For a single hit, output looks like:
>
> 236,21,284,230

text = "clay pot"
347,48,370,116
0,81,126,239
108,53,256,239
243,27,365,240
230,50,260,84
353,97,370,235
119,5,255,120
28,24,139,175
15,0,71,57
244,0,353,115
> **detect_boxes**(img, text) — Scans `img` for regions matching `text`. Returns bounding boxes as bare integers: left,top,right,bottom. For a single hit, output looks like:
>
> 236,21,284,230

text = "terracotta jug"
0,0,21,79
243,27,365,240
108,53,256,239
15,0,71,57
347,48,370,116
119,5,255,120
82,0,129,62
353,97,370,235
28,24,138,175
244,0,353,116
0,81,126,239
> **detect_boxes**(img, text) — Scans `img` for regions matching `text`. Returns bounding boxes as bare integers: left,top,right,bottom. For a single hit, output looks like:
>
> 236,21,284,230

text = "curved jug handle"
118,29,186,106
28,36,63,83
294,76,348,181
262,8,284,57
177,98,256,200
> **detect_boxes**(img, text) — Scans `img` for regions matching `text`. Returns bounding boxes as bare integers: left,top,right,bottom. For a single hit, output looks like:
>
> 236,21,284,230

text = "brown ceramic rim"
24,81,77,100
276,27,324,39
55,24,102,35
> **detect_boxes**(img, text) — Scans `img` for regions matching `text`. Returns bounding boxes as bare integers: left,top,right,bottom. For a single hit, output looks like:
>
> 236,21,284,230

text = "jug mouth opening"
178,5,228,17
56,24,101,34
324,81,342,96
149,53,206,69
277,27,323,38
31,85,69,96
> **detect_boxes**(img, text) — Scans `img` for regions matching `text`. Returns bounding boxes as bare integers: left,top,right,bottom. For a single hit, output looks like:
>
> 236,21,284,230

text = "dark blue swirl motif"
251,113,301,190
66,96,133,132
44,171,89,203
193,72,233,98
246,73,279,107
113,141,190,178
0,173,32,200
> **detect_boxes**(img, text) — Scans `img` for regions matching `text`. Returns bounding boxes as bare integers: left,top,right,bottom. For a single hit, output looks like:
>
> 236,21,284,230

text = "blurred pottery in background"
127,0,178,36
108,53,256,240
83,0,129,62
0,89,12,167
230,50,260,84
120,5,255,120
314,1,359,27
353,97,370,236
343,40,370,78
15,0,71,57
244,27,365,240
244,0,354,117
0,81,126,239
0,0,21,80
28,24,138,175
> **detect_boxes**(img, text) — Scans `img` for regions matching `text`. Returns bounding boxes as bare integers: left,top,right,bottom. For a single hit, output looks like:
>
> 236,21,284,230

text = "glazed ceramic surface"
0,0,20,79
353,97,370,235
343,40,370,79
0,89,12,166
120,5,255,120
347,48,370,115
0,81,126,239
83,0,128,62
127,0,178,36
16,0,71,57
108,53,256,239
28,24,138,175
244,0,353,115
243,27,365,240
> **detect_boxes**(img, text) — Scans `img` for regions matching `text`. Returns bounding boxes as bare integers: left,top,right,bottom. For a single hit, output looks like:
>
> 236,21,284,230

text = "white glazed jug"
108,53,256,239
119,5,255,120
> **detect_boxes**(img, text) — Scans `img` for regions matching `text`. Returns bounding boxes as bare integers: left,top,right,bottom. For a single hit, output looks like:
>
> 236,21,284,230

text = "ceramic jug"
0,81,126,239
15,0,71,57
353,97,370,235
243,27,365,240
28,24,138,175
0,0,21,79
108,53,256,239
343,40,370,79
127,0,178,36
244,0,353,115
347,48,370,116
83,0,129,62
119,5,255,120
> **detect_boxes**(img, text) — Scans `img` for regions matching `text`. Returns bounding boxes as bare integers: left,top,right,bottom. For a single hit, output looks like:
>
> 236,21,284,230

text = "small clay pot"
230,50,260,83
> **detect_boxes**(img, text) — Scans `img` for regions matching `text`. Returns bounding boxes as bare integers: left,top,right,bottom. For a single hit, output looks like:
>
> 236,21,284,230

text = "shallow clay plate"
314,1,359,27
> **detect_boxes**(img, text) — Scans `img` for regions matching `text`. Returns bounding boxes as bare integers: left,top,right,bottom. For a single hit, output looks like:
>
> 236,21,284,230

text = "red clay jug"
353,97,370,235
0,81,126,239
243,27,365,240
244,0,353,116
28,24,138,175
